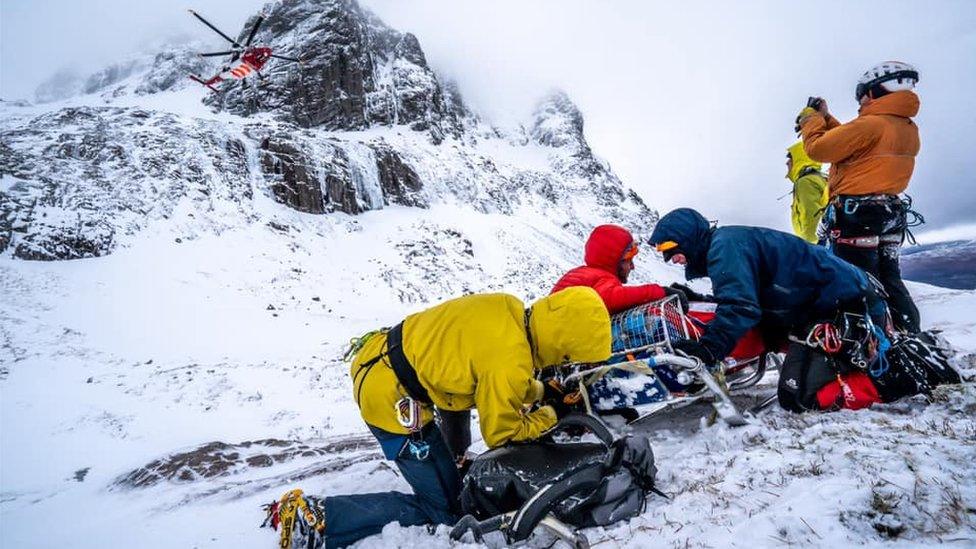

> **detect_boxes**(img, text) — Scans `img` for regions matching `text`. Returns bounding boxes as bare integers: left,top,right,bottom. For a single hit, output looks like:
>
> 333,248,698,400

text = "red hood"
584,224,633,273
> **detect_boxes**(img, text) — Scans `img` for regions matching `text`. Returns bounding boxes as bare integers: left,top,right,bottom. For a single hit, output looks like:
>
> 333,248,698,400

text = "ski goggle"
654,241,680,261
654,241,679,253
622,243,639,261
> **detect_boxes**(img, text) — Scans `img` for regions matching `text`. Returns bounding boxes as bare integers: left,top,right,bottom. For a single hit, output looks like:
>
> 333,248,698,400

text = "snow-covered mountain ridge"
1,0,651,293
1,0,975,548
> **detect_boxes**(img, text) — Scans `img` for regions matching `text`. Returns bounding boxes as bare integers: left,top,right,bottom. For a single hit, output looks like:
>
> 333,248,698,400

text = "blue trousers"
322,424,461,548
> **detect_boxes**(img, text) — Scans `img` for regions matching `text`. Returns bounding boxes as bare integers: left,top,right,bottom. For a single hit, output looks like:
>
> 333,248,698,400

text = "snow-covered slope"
2,0,975,547
1,237,974,548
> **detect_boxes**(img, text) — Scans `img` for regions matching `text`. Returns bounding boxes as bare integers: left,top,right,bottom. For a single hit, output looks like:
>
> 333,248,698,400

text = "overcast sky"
2,0,975,233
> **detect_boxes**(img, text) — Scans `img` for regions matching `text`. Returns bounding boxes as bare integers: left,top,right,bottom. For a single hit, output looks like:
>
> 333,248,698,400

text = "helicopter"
187,9,302,93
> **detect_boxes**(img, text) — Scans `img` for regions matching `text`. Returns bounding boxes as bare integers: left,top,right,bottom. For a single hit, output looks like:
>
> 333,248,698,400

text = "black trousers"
832,243,920,333
829,195,921,333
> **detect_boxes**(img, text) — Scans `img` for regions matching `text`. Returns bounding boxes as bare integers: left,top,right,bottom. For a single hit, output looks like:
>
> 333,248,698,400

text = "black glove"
672,338,716,365
669,282,713,303
661,286,689,312
542,378,583,419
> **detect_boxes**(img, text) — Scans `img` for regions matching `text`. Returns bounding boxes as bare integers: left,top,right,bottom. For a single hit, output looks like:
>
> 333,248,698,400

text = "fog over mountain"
3,0,974,232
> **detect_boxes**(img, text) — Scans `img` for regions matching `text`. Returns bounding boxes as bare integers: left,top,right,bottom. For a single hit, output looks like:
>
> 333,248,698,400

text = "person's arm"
698,239,763,359
591,276,666,314
800,115,878,164
474,361,557,448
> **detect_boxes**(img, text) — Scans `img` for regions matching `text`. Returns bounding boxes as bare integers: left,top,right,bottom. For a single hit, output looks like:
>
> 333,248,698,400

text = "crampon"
261,488,326,549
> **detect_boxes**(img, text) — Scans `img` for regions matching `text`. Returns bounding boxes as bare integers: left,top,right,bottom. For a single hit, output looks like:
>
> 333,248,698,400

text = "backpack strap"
507,465,605,543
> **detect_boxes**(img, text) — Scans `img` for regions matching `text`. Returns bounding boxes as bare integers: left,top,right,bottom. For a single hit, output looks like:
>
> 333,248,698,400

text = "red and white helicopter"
187,9,302,92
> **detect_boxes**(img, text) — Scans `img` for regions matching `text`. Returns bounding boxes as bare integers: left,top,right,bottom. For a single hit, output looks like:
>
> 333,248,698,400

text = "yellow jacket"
350,288,611,448
786,142,828,243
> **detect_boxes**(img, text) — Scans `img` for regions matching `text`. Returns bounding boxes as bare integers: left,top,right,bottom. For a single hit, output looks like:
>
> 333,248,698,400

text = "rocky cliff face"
0,0,654,300
207,0,466,142
1,107,252,260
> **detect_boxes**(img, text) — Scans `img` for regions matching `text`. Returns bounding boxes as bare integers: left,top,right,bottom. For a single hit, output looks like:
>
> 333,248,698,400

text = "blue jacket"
650,209,870,359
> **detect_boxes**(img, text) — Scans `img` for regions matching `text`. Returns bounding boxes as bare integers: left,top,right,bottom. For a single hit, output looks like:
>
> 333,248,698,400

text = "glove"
542,378,584,419
794,106,818,133
661,286,689,312
669,282,713,303
672,338,716,365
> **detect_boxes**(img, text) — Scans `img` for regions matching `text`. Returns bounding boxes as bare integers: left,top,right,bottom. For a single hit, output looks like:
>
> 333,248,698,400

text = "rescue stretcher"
565,295,781,426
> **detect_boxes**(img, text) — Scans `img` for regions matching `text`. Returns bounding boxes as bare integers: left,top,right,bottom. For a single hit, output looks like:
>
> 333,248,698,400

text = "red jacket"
551,225,666,314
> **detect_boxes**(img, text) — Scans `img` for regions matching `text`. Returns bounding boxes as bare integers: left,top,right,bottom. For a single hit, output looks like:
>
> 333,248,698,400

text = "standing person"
785,141,829,243
262,288,611,549
551,224,690,313
796,61,922,333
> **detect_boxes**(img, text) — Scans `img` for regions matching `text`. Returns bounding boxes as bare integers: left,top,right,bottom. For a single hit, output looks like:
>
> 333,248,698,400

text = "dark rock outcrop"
113,435,379,488
259,137,327,214
257,132,427,215
208,0,466,141
372,143,425,207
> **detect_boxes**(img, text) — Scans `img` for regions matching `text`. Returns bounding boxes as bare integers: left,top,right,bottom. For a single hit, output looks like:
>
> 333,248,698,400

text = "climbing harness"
827,194,924,247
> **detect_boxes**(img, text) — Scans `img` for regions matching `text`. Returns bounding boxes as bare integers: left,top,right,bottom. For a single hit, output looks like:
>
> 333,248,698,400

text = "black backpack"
872,330,962,402
452,414,659,546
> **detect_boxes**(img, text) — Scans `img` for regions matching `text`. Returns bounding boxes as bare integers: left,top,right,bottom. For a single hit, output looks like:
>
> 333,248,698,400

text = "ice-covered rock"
1,0,653,269
1,107,253,260
206,0,467,141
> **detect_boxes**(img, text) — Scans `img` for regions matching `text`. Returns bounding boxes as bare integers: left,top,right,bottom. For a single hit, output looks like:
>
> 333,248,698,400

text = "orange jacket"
800,90,920,198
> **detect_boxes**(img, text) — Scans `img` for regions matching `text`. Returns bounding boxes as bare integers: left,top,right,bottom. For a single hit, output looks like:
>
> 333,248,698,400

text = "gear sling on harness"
351,323,435,458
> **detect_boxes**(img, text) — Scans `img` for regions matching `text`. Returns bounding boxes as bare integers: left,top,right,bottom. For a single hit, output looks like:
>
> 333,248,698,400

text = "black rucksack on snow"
454,414,658,544
872,330,962,402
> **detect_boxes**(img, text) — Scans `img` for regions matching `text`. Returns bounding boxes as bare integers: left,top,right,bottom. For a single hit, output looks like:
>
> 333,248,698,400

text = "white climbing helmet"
855,61,919,101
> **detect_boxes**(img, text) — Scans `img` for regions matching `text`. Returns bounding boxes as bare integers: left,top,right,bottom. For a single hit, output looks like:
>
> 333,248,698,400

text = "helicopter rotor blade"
270,54,302,63
188,9,242,48
199,50,239,57
244,15,265,47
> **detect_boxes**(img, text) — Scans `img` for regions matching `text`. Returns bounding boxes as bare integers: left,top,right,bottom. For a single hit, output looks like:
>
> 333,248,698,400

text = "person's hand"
669,282,713,303
672,338,716,365
661,286,689,312
542,378,584,418
807,96,829,116
794,106,819,133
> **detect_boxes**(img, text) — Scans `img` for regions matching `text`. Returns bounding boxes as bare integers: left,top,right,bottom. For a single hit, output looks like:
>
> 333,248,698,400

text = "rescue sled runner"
567,295,778,426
